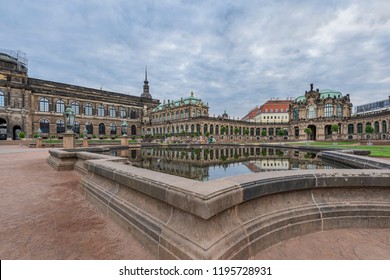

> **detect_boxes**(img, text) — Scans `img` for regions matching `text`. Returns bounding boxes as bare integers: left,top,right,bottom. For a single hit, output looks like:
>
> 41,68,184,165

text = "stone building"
289,84,353,140
0,50,158,140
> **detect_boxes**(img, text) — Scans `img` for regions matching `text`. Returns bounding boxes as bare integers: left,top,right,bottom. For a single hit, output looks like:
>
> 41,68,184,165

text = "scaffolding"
0,48,28,71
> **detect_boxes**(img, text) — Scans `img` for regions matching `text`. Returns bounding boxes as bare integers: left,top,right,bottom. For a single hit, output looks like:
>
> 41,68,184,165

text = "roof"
259,99,292,112
152,91,207,112
294,89,343,102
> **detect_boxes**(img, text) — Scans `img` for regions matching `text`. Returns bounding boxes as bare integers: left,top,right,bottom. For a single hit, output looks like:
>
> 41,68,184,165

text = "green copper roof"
152,91,207,112
295,96,306,102
319,89,342,99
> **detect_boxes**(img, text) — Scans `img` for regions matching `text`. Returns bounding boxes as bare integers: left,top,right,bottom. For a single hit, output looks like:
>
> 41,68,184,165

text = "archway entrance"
13,125,22,140
308,125,316,140
0,118,7,140
324,125,332,139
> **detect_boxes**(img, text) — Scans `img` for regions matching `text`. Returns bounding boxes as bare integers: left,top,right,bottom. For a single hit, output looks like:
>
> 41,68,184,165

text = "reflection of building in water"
125,146,340,180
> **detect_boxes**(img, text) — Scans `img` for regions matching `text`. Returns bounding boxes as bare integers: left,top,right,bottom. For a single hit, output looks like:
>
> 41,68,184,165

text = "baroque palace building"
1,49,389,142
0,50,158,140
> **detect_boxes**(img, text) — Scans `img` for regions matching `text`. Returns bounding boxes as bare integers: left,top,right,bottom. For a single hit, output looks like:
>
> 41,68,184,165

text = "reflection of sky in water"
206,163,252,181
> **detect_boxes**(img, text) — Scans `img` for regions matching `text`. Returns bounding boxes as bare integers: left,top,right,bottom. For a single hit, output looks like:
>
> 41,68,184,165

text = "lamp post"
62,105,76,149
121,120,129,146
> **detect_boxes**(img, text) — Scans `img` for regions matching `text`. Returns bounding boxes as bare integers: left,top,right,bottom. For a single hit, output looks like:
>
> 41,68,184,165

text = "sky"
2,0,390,118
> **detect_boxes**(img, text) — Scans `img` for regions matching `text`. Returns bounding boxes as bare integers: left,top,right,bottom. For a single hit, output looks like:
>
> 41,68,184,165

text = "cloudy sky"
2,0,390,117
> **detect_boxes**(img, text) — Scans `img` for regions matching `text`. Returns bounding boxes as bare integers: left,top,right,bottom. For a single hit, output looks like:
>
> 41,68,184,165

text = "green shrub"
18,131,26,139
33,133,39,139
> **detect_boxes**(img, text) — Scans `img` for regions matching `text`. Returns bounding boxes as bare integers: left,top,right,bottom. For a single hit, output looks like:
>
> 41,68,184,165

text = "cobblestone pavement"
0,145,389,260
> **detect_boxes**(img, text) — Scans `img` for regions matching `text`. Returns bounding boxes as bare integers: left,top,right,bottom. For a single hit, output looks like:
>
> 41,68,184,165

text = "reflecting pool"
112,146,352,181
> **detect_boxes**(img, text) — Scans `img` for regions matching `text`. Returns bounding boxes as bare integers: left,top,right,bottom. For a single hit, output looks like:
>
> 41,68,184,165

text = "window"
56,120,65,133
84,103,93,116
71,102,80,115
0,91,5,107
40,119,50,133
382,120,387,134
307,105,317,119
110,123,117,135
39,98,49,112
109,106,116,118
130,109,136,119
73,122,80,134
56,100,65,113
337,104,343,117
85,122,93,134
324,103,333,117
348,124,354,134
293,108,299,121
119,107,126,118
98,123,105,135
98,105,105,117
357,123,363,133
374,121,380,133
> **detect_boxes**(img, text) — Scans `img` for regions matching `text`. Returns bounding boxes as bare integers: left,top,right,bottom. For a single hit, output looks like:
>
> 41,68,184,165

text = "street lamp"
63,106,75,133
121,120,128,136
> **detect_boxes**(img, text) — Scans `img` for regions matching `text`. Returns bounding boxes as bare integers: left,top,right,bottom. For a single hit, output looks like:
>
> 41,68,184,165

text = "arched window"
131,125,137,136
210,124,214,134
348,124,354,134
0,91,5,107
374,121,380,133
71,101,80,115
293,108,299,121
98,105,105,117
130,109,136,119
180,110,184,119
382,120,387,134
337,104,343,117
39,98,49,112
73,121,80,134
109,106,116,118
98,123,105,135
40,119,50,133
307,105,317,119
56,100,65,113
110,123,117,135
324,103,333,117
85,122,93,135
203,124,208,134
357,123,363,133
119,107,126,118
56,120,65,133
84,103,93,116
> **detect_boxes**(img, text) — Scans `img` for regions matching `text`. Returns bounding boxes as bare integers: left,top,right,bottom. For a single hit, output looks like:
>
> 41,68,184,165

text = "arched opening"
324,124,332,139
308,125,317,140
13,125,22,140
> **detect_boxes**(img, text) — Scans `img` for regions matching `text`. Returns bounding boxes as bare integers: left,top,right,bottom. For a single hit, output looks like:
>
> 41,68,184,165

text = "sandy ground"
0,145,389,260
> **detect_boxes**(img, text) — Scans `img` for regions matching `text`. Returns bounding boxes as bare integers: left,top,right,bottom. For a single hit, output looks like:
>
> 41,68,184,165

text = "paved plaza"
0,145,389,260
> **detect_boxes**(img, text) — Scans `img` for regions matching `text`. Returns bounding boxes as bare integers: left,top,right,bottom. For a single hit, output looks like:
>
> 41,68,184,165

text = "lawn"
288,141,390,157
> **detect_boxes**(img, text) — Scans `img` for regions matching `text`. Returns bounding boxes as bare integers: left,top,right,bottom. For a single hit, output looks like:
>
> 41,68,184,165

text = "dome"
319,89,342,99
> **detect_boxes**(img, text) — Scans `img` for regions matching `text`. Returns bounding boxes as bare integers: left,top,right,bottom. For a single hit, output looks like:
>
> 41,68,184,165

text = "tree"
304,128,312,141
220,125,227,135
234,127,240,135
331,124,340,144
244,128,249,135
365,125,374,145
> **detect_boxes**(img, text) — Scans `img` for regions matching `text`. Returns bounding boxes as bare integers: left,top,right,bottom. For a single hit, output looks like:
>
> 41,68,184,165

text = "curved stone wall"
72,151,390,259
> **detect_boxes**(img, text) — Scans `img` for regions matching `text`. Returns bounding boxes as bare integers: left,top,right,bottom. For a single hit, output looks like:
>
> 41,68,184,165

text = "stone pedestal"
36,137,43,148
62,133,75,149
121,135,129,146
83,137,89,147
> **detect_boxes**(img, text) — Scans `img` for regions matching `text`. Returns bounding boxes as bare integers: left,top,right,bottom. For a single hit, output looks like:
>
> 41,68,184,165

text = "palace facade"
1,49,389,142
0,50,158,140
